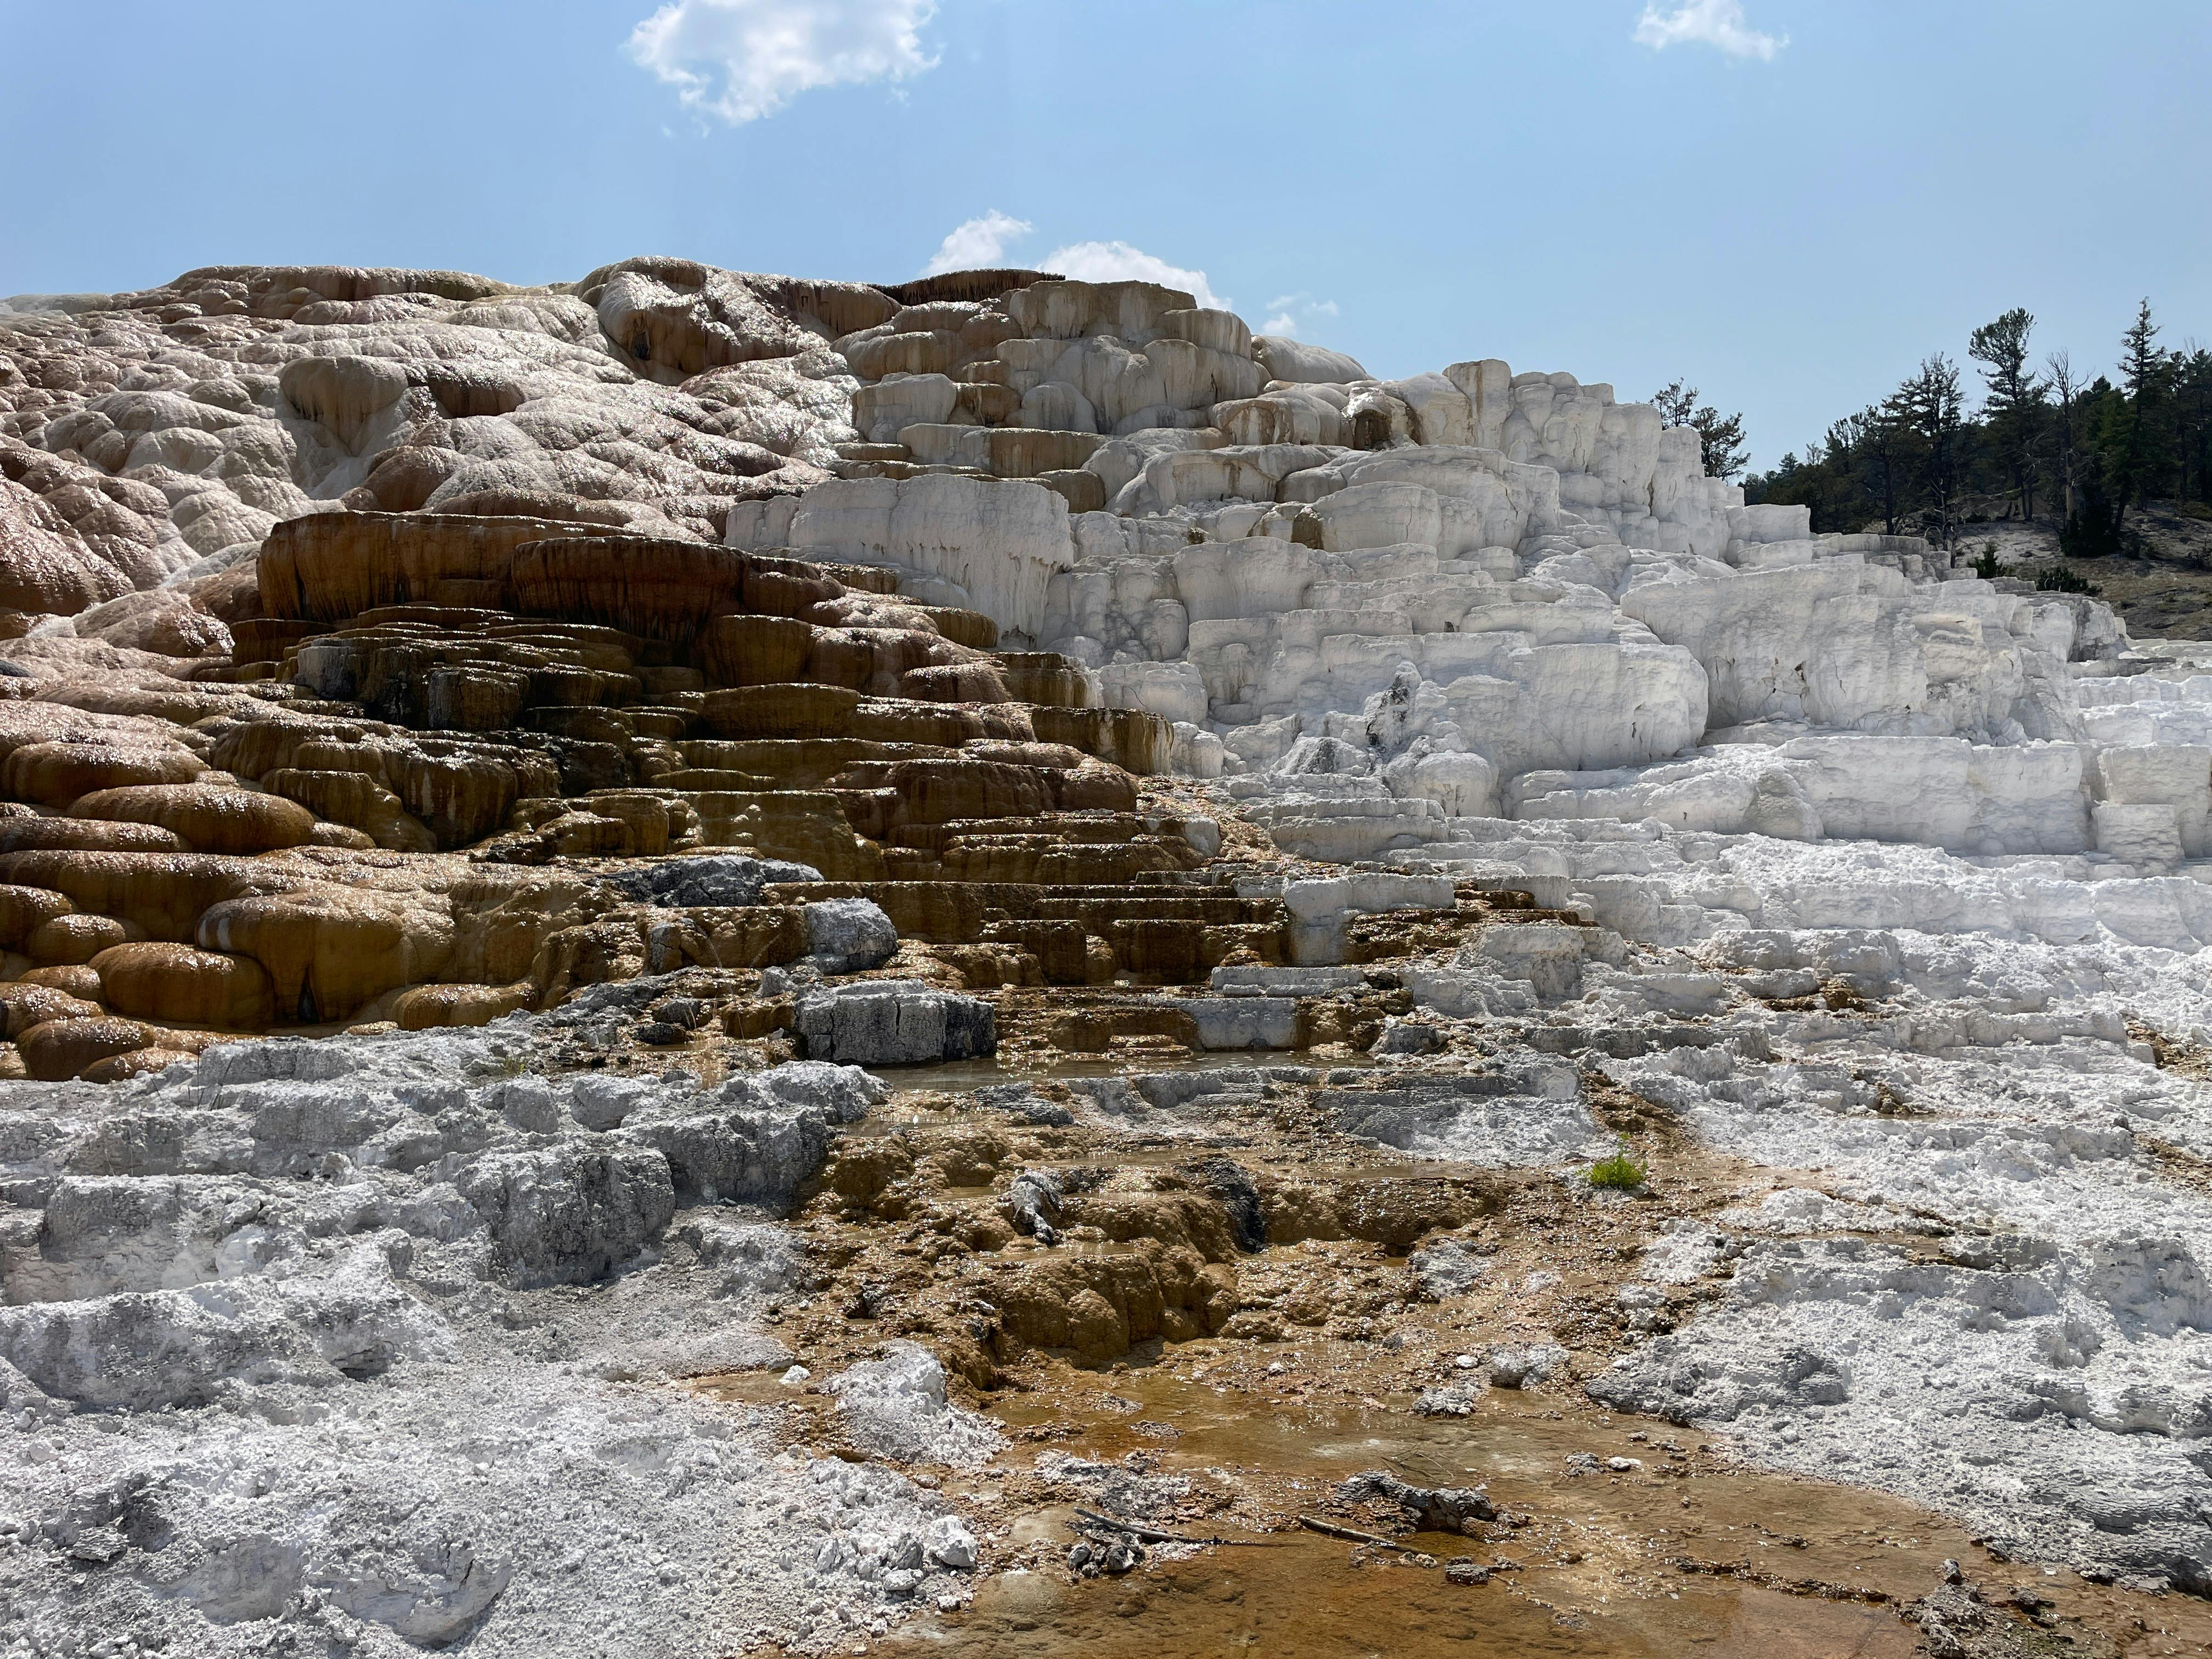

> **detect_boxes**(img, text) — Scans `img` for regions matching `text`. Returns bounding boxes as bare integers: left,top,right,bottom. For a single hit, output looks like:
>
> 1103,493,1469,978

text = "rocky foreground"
0,260,2208,1657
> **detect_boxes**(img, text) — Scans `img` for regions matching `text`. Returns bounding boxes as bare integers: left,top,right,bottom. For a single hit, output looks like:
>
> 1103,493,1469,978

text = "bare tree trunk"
2047,353,2078,527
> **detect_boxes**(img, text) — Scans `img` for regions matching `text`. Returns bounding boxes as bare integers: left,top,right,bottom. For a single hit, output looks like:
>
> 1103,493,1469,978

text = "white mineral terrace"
728,273,2212,1599
3,262,2208,1655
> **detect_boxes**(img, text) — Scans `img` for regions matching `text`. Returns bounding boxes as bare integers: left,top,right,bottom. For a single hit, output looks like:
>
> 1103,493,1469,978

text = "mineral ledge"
0,259,2205,1657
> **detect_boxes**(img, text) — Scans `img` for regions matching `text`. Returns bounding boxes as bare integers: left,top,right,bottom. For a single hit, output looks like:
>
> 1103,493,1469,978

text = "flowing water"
864,1366,2212,1659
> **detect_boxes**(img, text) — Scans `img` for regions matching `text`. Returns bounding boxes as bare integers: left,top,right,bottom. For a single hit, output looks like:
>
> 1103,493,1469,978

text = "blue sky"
3,0,2204,468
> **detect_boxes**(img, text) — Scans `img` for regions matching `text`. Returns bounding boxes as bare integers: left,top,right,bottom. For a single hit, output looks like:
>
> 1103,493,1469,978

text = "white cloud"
921,211,1034,276
1632,0,1786,60
1039,241,1226,311
1260,292,1339,340
628,0,939,125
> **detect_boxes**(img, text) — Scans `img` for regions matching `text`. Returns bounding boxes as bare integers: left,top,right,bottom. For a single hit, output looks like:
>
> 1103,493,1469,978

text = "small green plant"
1970,541,2016,580
1588,1145,1648,1191
2035,564,2102,596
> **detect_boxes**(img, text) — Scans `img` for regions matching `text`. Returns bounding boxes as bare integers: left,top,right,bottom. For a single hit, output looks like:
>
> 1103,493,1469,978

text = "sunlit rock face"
0,257,2146,882
729,266,2212,1598
8,254,2212,1620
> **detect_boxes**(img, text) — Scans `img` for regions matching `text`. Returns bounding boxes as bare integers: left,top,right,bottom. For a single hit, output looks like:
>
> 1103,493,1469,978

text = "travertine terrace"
1,258,2208,1657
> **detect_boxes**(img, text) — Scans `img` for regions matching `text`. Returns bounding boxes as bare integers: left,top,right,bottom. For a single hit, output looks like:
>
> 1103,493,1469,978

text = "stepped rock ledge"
0,258,2208,1655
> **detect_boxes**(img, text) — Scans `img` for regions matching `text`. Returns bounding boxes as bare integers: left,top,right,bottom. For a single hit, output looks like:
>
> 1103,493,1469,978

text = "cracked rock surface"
0,1019,996,1658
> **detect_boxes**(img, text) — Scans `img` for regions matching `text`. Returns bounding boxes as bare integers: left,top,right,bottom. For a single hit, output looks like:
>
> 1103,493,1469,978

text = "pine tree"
1865,394,1916,538
2176,344,2212,505
1900,355,1967,548
1652,381,1697,431
1746,295,2208,550
1967,308,2044,521
1651,381,1750,481
2109,298,2173,539
2063,371,2128,559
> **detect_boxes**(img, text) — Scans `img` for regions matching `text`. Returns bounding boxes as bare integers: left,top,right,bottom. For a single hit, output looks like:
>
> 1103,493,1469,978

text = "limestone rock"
0,1244,446,1409
8,250,2212,1639
1255,337,1370,384
3,739,204,806
792,979,996,1065
67,589,232,658
729,474,1075,639
258,511,596,622
18,1015,155,1080
803,896,899,974
92,942,275,1029
0,441,178,613
70,784,321,855
824,1341,1003,1468
1336,1469,1496,1532
456,1145,676,1288
0,982,95,1040
613,854,825,907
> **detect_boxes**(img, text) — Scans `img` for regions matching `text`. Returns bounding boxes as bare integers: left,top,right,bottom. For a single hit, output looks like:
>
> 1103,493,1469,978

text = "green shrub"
1588,1146,1648,1191
2060,493,2120,558
1970,541,2015,580
2034,565,2102,596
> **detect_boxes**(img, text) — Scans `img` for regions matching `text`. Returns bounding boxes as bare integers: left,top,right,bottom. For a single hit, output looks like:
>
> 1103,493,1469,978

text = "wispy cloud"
1632,0,1786,60
628,0,939,125
1260,292,1339,340
915,220,1230,308
1040,241,1226,311
921,210,1034,276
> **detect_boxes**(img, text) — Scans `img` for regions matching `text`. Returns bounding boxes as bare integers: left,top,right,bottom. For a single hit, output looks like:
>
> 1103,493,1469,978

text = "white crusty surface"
1382,817,2212,1593
0,1019,991,1658
11,253,2212,1616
